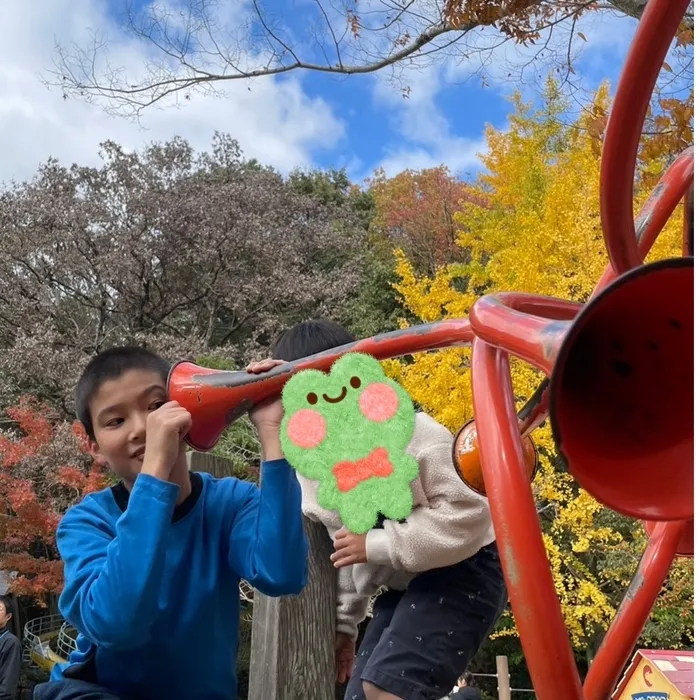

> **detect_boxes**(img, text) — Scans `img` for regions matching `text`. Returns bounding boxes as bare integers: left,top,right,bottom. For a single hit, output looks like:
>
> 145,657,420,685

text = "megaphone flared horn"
453,419,539,496
168,361,290,451
550,257,694,521
469,256,693,521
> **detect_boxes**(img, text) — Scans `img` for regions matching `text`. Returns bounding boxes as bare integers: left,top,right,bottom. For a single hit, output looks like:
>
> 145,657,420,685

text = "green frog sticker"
280,353,418,533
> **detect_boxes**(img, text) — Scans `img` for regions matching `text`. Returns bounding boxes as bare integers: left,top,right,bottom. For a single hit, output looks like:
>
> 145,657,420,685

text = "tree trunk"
610,0,647,18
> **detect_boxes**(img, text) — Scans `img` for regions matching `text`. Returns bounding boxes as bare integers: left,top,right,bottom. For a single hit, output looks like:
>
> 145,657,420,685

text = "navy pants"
345,542,507,700
33,680,121,700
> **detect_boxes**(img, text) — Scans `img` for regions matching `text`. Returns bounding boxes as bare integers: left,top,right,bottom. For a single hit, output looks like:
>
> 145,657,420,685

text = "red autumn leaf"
0,395,110,604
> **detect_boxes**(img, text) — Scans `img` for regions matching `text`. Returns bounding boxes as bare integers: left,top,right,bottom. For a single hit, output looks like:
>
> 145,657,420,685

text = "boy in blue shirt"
34,346,308,700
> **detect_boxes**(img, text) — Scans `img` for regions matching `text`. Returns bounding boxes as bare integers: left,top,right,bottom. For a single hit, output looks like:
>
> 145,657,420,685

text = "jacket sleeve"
0,636,21,700
227,458,308,597
57,474,179,651
364,438,495,572
335,566,371,641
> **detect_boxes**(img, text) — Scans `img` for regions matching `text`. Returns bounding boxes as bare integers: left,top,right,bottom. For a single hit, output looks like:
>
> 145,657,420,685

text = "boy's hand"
247,359,287,461
142,401,192,480
246,359,286,430
335,632,355,684
331,528,368,568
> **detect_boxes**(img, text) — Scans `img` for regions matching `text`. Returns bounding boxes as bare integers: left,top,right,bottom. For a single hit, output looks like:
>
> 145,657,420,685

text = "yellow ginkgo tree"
384,79,692,659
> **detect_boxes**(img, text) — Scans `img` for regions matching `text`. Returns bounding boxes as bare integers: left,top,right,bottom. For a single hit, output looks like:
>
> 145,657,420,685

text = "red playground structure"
169,0,694,696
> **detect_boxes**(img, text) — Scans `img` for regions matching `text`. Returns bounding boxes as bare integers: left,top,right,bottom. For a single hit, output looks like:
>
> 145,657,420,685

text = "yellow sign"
616,655,691,700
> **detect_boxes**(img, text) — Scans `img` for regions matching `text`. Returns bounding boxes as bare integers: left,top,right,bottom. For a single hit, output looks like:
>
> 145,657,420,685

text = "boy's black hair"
271,319,356,362
0,595,11,617
459,672,473,685
76,346,170,440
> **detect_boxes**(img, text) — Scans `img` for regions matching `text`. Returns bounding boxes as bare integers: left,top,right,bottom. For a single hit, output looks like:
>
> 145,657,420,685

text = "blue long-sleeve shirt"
51,460,308,700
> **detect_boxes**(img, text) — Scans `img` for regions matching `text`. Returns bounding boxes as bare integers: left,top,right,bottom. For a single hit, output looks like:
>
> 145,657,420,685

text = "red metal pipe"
645,519,694,558
516,379,551,438
472,339,583,700
469,294,581,375
170,318,475,450
599,0,690,275
583,520,686,700
595,146,694,296
683,180,694,256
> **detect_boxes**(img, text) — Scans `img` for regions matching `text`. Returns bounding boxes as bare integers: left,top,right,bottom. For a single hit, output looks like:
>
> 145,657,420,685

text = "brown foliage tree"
369,166,485,275
0,134,365,416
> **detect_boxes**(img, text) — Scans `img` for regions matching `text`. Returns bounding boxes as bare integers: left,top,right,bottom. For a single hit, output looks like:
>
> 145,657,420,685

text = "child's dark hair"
76,346,170,440
459,672,473,685
271,319,356,362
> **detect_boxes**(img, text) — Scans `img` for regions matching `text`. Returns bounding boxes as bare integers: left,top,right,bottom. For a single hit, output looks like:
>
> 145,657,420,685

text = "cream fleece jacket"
297,411,496,640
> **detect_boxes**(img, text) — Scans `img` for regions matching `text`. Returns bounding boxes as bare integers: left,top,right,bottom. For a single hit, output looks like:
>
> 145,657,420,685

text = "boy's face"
88,369,168,483
0,601,11,629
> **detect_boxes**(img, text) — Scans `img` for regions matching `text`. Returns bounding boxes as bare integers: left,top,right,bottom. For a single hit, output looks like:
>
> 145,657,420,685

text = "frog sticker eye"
350,376,361,389
307,392,318,405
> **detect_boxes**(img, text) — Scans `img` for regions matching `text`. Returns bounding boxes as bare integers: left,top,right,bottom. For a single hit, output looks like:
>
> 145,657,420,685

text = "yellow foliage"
388,80,685,650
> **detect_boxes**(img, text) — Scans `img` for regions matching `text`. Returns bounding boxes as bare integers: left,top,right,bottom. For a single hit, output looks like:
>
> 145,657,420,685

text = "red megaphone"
168,318,476,451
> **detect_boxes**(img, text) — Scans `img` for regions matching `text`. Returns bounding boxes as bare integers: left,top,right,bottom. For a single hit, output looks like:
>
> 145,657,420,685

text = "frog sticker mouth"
323,387,347,403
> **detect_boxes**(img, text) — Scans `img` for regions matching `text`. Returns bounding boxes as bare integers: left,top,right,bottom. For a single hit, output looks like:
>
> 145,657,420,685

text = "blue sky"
0,0,659,186
305,68,513,180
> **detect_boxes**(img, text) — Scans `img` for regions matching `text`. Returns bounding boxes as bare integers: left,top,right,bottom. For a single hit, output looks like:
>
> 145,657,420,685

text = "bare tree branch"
44,0,692,119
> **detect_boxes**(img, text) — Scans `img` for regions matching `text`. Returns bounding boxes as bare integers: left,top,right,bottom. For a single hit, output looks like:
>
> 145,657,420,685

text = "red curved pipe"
472,339,583,700
595,146,694,296
583,520,686,700
599,0,690,275
171,318,475,450
469,294,581,375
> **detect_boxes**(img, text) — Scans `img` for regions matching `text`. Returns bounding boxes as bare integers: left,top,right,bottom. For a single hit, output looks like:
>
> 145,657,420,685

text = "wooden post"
188,452,337,700
496,656,511,700
248,517,336,700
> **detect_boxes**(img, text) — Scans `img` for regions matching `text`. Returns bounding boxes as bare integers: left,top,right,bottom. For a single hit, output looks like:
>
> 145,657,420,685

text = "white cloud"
366,62,490,179
0,0,653,187
0,0,344,184
375,139,485,179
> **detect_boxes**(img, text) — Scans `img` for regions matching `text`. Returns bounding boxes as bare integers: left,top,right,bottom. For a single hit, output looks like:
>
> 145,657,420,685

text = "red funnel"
551,258,694,521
